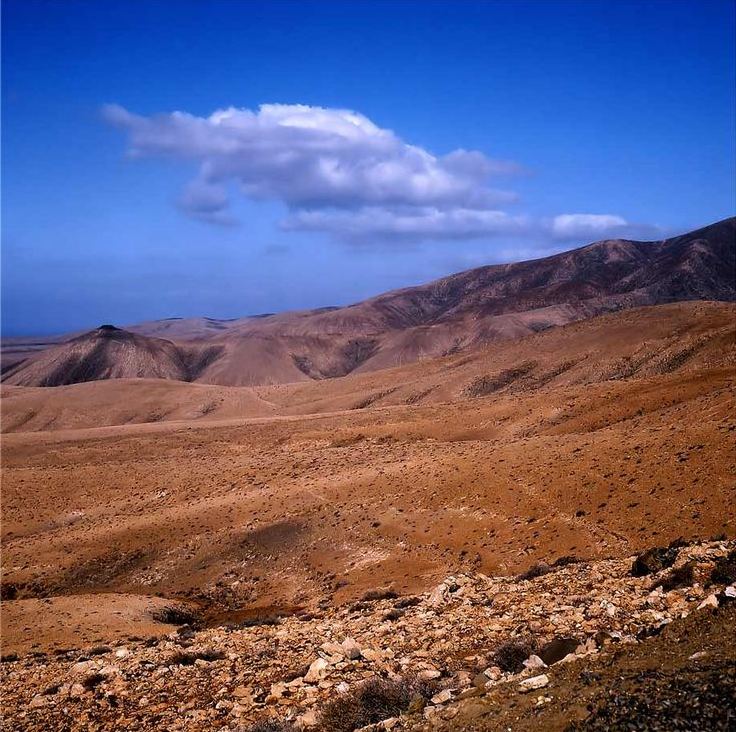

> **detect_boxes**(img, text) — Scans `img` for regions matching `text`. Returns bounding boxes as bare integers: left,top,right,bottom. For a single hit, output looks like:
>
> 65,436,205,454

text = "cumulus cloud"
104,102,661,246
103,102,522,239
550,214,662,242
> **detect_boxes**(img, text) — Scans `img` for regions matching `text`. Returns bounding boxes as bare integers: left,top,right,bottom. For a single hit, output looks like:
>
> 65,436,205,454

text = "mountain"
3,217,734,387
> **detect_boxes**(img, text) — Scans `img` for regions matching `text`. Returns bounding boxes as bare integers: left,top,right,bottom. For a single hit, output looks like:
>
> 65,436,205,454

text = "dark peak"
77,324,135,343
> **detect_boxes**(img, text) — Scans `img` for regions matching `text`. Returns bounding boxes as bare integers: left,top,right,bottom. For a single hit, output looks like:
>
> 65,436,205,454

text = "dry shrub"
552,555,583,568
245,721,298,732
165,648,225,666
360,588,398,602
711,549,736,585
658,561,696,592
151,605,200,626
516,562,552,581
319,675,436,731
631,542,682,577
492,637,537,673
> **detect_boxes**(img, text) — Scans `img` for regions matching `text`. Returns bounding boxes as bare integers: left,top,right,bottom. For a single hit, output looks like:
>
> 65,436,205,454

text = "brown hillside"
3,218,734,387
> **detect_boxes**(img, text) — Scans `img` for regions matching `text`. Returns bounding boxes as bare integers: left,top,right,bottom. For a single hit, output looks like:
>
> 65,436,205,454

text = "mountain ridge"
3,217,734,387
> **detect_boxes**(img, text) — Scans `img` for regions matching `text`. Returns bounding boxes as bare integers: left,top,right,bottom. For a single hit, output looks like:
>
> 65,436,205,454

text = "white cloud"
283,207,529,240
551,214,628,240
550,214,662,242
103,102,522,239
104,103,661,246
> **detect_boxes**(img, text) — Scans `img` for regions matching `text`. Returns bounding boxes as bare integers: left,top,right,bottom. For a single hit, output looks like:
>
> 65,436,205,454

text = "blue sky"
2,0,735,336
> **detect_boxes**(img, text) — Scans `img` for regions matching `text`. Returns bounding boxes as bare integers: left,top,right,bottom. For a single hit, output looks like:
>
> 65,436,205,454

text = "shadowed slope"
1,325,224,387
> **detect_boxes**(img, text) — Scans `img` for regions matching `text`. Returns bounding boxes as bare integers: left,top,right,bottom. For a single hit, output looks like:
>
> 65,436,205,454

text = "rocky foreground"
2,540,735,731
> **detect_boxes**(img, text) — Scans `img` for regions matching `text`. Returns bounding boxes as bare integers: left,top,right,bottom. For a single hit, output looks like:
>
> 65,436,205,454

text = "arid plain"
3,300,735,655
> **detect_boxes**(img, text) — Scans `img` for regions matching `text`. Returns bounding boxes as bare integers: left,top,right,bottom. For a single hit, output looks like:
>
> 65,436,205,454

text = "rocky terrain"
3,218,734,387
2,540,734,731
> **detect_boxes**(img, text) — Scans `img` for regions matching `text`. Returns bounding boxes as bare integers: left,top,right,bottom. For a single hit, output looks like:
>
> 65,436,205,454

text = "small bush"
711,549,736,585
658,562,696,592
82,673,107,690
394,596,421,609
492,638,537,673
245,720,298,732
516,562,552,581
382,608,404,622
166,648,225,666
0,582,19,601
631,544,681,577
240,615,282,628
319,676,436,732
552,555,582,568
151,605,200,626
360,588,398,602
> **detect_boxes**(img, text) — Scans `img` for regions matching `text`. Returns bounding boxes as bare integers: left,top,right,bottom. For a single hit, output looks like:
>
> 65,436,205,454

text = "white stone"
431,689,453,705
519,674,550,692
304,657,329,683
523,654,547,670
697,594,719,610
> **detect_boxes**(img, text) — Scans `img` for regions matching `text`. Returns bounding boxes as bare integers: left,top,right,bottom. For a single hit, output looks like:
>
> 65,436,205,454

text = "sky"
2,0,735,336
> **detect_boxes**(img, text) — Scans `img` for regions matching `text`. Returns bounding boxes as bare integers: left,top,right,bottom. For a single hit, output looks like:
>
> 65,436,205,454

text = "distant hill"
3,217,734,387
0,325,222,387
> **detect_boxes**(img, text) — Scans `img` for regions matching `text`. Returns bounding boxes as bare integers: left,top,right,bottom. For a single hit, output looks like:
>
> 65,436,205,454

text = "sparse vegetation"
165,648,225,666
631,541,684,577
352,388,397,410
382,608,404,621
710,549,736,585
319,675,437,732
658,561,696,592
239,615,282,628
553,555,583,567
462,361,537,397
394,596,421,609
151,605,200,626
81,673,107,690
244,720,298,732
360,588,398,602
516,561,552,581
492,637,537,673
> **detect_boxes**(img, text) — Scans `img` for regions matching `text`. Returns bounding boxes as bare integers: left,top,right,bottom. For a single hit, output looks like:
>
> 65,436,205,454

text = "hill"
3,218,734,387
0,325,223,387
3,301,733,432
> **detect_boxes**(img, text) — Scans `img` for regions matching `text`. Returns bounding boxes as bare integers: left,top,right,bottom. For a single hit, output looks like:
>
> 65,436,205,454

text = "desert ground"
2,302,734,657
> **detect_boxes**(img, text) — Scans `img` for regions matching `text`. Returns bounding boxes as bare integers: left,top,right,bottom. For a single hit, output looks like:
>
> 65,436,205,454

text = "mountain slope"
125,216,736,384
0,325,222,387
3,218,734,387
2,301,734,432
